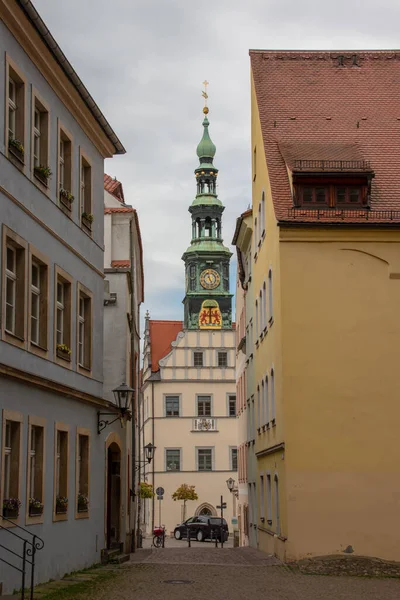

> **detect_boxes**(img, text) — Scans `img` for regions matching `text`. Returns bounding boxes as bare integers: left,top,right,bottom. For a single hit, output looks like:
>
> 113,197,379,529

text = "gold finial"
202,80,209,114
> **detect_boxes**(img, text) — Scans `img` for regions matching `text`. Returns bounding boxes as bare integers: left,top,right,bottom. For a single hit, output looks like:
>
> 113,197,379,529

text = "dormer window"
294,171,371,209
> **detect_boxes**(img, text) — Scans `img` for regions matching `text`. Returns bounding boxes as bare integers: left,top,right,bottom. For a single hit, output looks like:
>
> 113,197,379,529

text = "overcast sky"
34,0,400,323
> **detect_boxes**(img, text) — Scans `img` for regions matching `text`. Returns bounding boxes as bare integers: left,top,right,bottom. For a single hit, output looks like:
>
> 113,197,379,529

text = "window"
255,300,259,339
6,60,26,164
258,203,262,243
166,449,181,471
260,475,265,520
268,269,273,323
165,395,180,417
58,127,73,209
31,94,50,186
30,254,48,350
271,369,276,421
262,282,267,331
261,192,265,235
230,447,238,471
218,351,228,367
296,182,365,208
54,424,69,519
266,473,272,525
55,268,72,361
78,287,92,371
261,380,265,426
26,417,45,521
197,448,213,471
259,290,263,334
257,385,261,430
80,152,92,227
3,229,27,344
1,410,22,520
254,217,258,249
228,395,236,417
264,376,269,425
193,351,204,367
76,430,90,517
274,474,280,534
253,146,256,181
197,396,212,417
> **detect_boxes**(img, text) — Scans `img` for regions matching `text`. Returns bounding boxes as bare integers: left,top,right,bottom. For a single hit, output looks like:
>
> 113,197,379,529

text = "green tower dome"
196,116,216,159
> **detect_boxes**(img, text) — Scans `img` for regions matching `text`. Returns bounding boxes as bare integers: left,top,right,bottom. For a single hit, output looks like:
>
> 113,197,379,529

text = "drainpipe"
129,217,137,553
151,381,155,532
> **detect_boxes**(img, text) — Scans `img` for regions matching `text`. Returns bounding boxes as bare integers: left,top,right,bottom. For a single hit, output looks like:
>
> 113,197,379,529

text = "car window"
209,518,227,525
185,517,194,524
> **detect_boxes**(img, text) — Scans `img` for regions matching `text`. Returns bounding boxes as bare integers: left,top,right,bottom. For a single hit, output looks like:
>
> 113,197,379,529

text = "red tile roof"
111,260,130,268
149,320,183,372
104,174,125,202
104,207,135,214
250,50,400,224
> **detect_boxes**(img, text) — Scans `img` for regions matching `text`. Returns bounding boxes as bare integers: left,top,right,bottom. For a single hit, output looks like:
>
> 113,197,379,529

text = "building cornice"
0,362,113,409
255,442,285,457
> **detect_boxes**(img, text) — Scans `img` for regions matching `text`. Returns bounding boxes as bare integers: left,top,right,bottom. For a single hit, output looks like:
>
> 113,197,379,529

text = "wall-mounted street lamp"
226,477,239,498
97,382,134,434
138,442,156,469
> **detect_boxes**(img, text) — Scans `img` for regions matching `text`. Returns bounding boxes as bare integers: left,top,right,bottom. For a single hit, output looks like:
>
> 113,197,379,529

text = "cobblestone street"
83,545,400,600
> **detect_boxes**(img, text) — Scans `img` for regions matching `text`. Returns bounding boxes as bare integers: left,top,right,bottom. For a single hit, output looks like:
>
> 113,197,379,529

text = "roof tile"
149,320,183,372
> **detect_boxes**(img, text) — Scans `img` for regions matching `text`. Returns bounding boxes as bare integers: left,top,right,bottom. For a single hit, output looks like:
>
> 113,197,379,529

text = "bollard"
187,525,191,547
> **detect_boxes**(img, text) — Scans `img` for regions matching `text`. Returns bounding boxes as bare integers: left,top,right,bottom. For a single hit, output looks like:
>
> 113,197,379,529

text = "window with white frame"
228,394,236,417
197,448,213,471
261,380,265,426
259,290,263,334
257,385,261,430
255,300,259,339
2,417,21,508
165,395,180,417
260,475,265,519
5,246,17,334
262,282,267,331
58,129,73,205
258,203,262,243
56,281,65,346
80,154,92,222
268,269,273,322
261,192,265,234
271,369,276,421
193,351,204,367
274,474,280,534
264,375,269,425
78,291,92,370
197,396,211,417
55,427,68,515
166,448,181,471
28,424,44,509
33,108,41,168
8,77,17,140
218,351,228,367
59,138,65,189
77,433,89,513
30,261,41,345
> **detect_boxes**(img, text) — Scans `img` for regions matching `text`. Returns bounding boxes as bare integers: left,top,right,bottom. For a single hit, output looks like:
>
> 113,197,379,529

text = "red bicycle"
153,526,165,548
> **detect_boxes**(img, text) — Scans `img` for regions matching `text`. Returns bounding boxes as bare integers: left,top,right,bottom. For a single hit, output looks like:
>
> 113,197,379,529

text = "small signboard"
156,487,165,496
157,495,163,500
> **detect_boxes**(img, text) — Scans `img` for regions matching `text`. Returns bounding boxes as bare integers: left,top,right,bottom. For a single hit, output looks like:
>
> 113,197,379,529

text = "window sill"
269,317,274,327
75,510,89,520
53,511,68,522
8,144,25,164
257,427,261,435
77,363,92,378
25,513,44,526
191,429,219,433
56,348,71,362
271,419,276,427
29,341,48,359
33,171,49,189
3,329,26,350
262,230,266,239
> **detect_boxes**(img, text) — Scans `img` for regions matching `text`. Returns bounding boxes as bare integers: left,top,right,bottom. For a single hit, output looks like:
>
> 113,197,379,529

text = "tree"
139,482,154,499
172,484,198,522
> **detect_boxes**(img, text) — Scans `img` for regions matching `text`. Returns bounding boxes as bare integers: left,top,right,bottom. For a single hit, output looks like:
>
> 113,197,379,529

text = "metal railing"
293,159,371,171
0,515,44,600
287,208,400,221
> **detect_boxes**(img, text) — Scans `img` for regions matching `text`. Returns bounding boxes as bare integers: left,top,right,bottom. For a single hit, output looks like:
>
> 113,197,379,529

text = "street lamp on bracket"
134,442,156,472
226,477,239,498
97,382,134,434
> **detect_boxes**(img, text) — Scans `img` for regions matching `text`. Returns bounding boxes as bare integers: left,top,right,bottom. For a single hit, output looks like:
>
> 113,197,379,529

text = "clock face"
200,268,220,290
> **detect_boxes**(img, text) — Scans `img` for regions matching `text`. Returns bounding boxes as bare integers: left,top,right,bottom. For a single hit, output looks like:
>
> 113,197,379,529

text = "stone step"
110,553,130,565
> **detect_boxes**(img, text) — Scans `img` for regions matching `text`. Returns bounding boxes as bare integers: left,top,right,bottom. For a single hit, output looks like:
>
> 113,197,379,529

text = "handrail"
0,515,44,600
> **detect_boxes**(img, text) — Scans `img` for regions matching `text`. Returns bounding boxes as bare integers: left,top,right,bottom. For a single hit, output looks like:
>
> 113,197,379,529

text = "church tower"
182,96,233,330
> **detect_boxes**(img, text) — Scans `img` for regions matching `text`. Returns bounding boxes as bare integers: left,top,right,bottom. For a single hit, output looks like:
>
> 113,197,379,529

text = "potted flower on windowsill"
56,496,68,514
81,212,94,231
34,165,52,187
29,497,44,517
3,498,21,519
77,494,89,513
56,343,71,361
59,188,74,211
8,137,25,163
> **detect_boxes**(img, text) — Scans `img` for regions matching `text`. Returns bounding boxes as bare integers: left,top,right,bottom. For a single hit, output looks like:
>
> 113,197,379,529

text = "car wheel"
196,530,204,542
174,529,181,540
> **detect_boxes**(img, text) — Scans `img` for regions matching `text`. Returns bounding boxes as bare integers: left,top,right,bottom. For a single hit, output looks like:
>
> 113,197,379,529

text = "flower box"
77,504,88,513
34,167,49,187
55,506,68,514
8,142,25,164
81,215,93,231
59,189,74,212
29,505,43,517
3,508,19,519
56,346,71,361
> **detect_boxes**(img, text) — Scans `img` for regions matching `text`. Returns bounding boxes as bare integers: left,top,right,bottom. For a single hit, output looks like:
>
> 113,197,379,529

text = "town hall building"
141,102,238,537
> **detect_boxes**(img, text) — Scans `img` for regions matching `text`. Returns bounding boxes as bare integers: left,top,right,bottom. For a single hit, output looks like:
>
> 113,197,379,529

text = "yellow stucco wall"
280,228,400,561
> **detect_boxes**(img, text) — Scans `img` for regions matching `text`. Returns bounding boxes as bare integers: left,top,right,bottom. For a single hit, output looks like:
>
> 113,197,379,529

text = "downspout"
151,381,155,532
136,301,142,543
129,217,137,552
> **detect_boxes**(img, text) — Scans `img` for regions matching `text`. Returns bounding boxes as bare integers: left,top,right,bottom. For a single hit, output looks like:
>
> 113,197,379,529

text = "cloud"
34,0,400,324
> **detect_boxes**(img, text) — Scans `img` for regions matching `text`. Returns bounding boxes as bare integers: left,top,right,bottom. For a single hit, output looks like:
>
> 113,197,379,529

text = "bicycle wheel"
153,535,162,548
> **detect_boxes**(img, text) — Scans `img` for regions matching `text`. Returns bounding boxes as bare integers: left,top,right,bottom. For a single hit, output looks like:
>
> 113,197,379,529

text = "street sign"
156,487,165,496
216,503,227,509
157,495,163,500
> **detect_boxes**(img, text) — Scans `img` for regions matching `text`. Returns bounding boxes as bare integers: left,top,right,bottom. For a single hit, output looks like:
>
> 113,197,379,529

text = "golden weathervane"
202,80,209,114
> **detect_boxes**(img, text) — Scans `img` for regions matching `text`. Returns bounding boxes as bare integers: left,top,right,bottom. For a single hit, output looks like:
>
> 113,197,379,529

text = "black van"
174,515,229,542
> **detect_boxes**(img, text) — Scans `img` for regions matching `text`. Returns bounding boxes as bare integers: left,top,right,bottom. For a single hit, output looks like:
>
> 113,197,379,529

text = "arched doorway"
195,502,217,517
106,439,122,549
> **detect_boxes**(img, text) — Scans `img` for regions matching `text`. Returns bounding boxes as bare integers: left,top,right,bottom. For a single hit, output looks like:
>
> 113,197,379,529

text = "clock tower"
182,101,233,330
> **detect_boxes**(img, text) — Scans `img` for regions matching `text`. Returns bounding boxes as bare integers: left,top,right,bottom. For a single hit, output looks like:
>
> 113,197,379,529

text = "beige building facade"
141,321,237,536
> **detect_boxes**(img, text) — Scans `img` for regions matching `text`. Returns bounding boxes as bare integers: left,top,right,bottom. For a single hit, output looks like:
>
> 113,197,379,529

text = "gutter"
17,0,126,155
